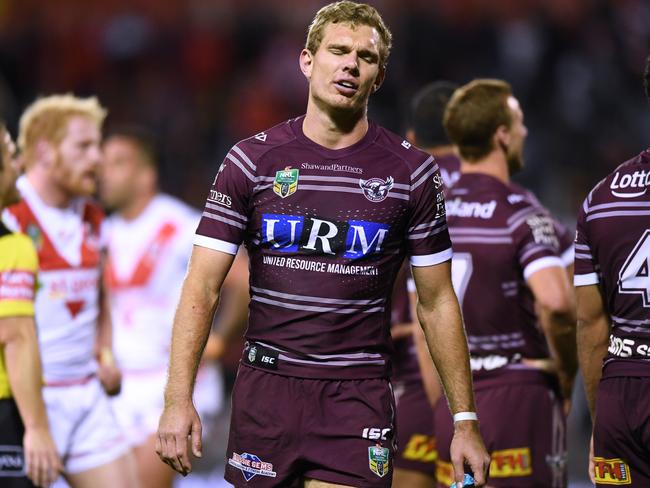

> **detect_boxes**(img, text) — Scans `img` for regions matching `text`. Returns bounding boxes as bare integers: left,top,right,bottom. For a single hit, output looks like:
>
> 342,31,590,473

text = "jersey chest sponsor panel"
574,149,650,375
196,117,452,379
3,177,102,382
446,174,564,380
105,195,198,371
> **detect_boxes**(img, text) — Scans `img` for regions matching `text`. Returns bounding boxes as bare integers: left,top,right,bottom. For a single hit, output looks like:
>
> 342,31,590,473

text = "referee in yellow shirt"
0,124,60,487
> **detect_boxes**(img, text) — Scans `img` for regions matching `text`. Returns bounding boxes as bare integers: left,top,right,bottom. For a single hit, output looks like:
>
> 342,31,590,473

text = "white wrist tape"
453,411,478,423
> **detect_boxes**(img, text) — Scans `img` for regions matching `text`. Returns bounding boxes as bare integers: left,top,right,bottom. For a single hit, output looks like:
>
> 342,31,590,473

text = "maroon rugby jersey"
195,116,452,379
445,173,565,381
437,152,574,264
574,148,650,378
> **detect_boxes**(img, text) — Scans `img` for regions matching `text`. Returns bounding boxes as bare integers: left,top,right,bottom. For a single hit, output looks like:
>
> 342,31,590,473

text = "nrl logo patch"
368,444,390,478
273,167,299,198
359,176,394,203
248,345,257,363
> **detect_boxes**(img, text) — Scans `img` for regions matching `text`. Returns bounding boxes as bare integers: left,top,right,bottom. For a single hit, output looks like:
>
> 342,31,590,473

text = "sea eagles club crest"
359,176,394,202
273,167,299,198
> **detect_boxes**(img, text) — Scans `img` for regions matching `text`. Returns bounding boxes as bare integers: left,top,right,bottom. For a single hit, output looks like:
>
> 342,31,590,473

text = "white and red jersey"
103,194,198,372
2,176,103,383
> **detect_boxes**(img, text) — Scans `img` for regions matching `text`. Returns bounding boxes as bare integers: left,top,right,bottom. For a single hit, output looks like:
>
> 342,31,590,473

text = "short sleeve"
0,234,38,318
406,157,453,267
194,145,255,255
553,218,575,267
574,198,599,286
512,210,564,280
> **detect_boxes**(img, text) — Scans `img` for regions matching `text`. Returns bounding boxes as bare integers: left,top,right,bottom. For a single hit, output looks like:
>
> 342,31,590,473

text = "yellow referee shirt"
0,221,38,399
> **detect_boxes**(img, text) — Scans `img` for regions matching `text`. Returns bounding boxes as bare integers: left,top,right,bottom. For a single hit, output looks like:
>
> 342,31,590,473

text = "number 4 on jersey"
619,229,650,307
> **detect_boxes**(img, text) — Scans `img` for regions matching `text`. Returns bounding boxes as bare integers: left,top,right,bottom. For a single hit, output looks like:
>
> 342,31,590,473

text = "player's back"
575,148,650,375
104,194,198,371
446,173,564,380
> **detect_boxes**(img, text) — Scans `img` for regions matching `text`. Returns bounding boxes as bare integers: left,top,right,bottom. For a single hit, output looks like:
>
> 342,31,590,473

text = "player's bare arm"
410,289,442,407
411,261,490,486
527,265,578,409
575,284,609,419
156,245,235,475
96,262,121,396
0,315,62,487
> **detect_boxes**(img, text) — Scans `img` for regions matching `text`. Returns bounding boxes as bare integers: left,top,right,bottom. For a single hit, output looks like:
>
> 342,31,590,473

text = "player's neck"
119,191,155,221
460,152,510,184
302,100,369,150
26,169,73,209
425,145,456,158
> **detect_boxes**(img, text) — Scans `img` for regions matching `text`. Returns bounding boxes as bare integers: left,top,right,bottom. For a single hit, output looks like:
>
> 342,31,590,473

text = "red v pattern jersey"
2,176,102,383
195,116,452,379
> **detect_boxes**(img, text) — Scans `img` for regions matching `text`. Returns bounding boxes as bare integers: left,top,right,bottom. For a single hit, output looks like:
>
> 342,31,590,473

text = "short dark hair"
645,55,650,102
444,79,513,162
105,125,160,170
409,81,458,147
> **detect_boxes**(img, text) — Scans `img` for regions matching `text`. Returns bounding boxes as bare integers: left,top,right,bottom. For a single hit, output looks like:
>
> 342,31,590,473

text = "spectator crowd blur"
0,0,649,223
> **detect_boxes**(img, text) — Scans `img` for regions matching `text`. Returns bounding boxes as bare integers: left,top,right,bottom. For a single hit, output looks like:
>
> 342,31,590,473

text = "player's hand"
97,362,122,396
23,425,62,487
588,433,595,484
156,401,202,476
449,420,490,487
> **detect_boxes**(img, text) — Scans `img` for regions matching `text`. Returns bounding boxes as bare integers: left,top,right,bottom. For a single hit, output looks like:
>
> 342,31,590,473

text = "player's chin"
73,178,97,197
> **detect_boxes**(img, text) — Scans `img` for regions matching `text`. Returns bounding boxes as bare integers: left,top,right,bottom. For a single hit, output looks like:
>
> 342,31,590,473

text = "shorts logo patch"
593,457,632,485
248,346,257,363
0,446,25,475
436,460,454,486
273,167,299,199
402,434,437,463
368,444,390,478
359,176,394,203
489,447,533,478
228,452,277,481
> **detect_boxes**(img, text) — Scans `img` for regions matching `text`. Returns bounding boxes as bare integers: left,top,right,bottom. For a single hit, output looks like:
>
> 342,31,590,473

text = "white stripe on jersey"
574,272,600,287
409,247,453,267
193,234,239,255
523,256,564,280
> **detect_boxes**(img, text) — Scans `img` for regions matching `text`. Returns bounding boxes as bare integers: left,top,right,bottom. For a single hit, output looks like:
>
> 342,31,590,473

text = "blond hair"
306,1,392,67
18,94,107,162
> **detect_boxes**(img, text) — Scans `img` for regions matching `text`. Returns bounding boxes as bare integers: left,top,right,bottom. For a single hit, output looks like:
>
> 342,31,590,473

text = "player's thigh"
392,467,435,488
65,452,139,488
304,479,354,488
133,434,176,488
66,380,133,478
593,377,650,487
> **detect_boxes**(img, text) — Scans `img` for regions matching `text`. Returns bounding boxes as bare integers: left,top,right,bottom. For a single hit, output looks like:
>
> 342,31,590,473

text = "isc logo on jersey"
261,214,389,258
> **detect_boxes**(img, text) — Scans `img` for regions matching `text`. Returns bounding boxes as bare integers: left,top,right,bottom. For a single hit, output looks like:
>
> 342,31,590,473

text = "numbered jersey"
446,173,564,380
104,195,198,371
574,148,650,376
196,116,452,380
2,176,102,383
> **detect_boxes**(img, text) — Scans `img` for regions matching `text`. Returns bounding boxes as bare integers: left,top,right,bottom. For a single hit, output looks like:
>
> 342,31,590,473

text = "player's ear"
34,139,56,169
299,49,313,80
372,64,386,93
495,125,511,147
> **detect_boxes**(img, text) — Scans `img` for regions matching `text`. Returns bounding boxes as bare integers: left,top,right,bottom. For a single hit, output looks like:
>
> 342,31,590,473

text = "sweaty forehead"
321,22,380,51
64,115,101,141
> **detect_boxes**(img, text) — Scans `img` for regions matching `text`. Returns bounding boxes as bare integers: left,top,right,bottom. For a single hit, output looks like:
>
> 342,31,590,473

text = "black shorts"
0,398,36,487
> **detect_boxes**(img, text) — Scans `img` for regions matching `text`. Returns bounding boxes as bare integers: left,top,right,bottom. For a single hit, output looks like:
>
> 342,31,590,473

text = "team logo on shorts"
593,457,632,485
489,447,532,478
359,176,394,203
273,167,299,198
248,346,257,363
228,452,277,481
368,444,390,478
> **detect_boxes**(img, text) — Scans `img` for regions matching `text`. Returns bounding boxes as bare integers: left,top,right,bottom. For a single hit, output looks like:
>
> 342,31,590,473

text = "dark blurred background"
1,0,648,485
